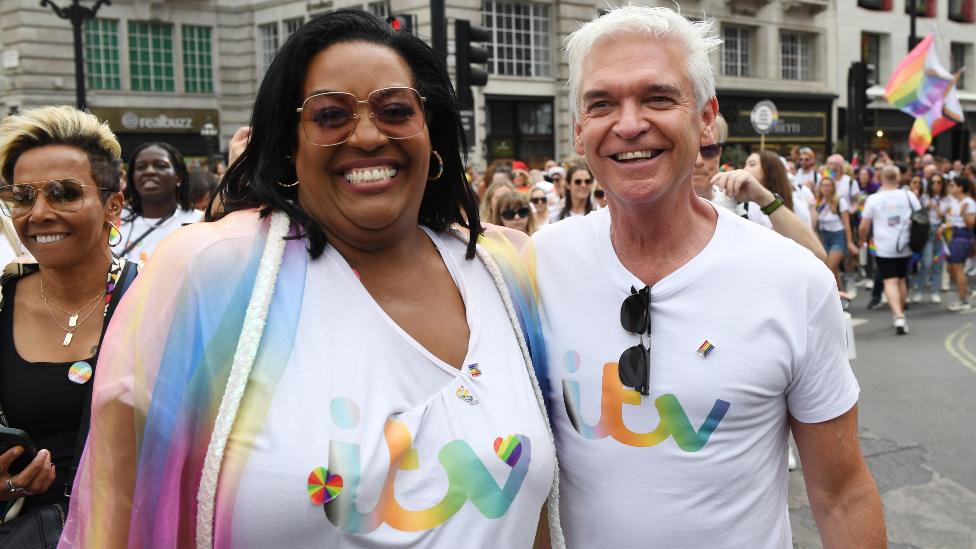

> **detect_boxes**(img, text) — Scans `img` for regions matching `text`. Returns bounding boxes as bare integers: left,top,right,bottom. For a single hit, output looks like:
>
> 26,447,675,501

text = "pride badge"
697,340,715,358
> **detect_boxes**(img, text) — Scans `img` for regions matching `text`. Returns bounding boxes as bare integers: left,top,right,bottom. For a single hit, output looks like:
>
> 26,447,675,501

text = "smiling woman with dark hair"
113,141,201,262
62,9,561,548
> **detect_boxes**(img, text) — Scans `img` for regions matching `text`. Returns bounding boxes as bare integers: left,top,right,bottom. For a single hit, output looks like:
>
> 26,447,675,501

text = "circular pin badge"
68,361,93,385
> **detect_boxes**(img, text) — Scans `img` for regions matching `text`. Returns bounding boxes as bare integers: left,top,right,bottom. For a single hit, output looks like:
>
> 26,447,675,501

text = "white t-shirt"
794,167,818,190
816,196,851,233
112,208,203,263
533,206,858,549
925,195,945,226
834,175,860,211
746,190,812,229
943,195,976,228
228,228,555,548
862,189,921,258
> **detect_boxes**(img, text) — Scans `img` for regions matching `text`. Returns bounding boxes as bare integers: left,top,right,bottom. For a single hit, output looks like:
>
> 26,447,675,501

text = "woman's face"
499,203,530,232
949,181,963,198
569,169,593,205
10,144,122,270
819,179,835,198
132,145,180,208
529,189,548,219
858,168,871,185
910,178,922,194
489,185,513,214
745,153,764,183
294,42,431,247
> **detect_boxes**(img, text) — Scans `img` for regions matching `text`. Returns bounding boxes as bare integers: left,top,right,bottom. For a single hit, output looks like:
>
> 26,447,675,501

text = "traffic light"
455,19,491,110
386,14,413,34
847,61,875,157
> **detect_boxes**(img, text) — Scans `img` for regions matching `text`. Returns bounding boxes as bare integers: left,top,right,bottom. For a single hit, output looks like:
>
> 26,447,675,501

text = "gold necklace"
39,281,107,347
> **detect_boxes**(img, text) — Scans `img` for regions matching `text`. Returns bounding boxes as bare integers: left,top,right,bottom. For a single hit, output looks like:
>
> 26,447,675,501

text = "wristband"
761,193,785,216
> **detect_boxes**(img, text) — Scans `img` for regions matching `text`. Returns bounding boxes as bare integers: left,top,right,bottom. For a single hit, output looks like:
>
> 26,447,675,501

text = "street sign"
750,100,779,135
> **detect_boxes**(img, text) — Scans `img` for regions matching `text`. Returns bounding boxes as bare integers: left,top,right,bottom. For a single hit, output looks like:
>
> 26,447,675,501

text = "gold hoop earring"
278,180,299,188
107,220,122,247
428,150,444,181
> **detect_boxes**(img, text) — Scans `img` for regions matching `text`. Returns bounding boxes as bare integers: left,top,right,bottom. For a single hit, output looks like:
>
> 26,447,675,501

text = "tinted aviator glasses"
619,285,651,395
0,179,109,218
296,86,428,147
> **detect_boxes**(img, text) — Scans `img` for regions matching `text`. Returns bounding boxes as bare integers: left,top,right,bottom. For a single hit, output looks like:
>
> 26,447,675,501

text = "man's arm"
790,405,886,548
858,216,871,244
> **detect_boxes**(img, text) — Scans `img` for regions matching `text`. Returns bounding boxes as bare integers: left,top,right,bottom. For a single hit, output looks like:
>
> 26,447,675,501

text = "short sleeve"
839,196,851,213
862,195,876,220
787,287,860,423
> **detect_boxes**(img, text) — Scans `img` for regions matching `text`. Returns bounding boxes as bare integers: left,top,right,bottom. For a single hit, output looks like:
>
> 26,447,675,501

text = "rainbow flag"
697,340,715,358
884,33,955,118
908,71,965,155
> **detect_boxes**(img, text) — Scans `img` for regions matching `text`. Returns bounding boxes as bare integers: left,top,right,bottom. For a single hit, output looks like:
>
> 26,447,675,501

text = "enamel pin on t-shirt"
68,361,93,384
697,340,716,358
456,385,479,405
467,363,482,377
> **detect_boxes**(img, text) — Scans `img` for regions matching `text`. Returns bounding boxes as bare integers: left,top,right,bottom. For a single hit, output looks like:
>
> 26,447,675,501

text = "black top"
0,277,90,510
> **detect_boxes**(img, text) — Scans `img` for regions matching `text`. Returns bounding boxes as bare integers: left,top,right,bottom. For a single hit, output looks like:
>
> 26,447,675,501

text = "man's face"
798,152,815,171
573,34,716,206
692,148,720,199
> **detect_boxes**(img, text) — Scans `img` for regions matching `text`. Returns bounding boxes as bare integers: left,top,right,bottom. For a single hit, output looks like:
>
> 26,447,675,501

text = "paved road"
790,286,976,549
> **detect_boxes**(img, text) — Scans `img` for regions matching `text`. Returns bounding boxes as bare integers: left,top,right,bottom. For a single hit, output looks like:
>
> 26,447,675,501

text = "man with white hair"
794,146,820,191
532,6,884,547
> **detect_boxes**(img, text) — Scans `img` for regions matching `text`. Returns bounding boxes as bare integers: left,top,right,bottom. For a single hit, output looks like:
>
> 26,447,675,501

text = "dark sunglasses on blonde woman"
572,177,593,186
530,197,548,205
500,207,531,220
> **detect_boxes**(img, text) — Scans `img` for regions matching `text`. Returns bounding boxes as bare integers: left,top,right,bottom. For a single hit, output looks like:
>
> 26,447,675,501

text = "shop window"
721,25,753,78
482,0,552,78
284,17,305,37
781,31,813,81
365,1,391,18
861,32,886,85
84,18,121,90
182,25,213,94
949,0,976,22
129,21,174,92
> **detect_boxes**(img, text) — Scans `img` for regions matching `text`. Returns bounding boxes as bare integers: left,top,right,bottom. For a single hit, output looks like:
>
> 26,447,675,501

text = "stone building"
0,0,972,167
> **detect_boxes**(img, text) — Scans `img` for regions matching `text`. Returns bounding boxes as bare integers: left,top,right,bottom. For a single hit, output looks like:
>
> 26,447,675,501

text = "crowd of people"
6,3,976,547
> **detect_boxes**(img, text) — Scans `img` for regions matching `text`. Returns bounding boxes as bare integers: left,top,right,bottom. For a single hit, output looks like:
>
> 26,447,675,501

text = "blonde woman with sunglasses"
0,106,138,540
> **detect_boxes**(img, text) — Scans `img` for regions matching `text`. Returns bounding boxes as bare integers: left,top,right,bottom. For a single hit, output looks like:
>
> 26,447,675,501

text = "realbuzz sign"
121,112,194,131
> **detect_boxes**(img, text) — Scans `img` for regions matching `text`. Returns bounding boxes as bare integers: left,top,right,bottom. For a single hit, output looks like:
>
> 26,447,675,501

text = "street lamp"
40,0,111,111
200,122,218,168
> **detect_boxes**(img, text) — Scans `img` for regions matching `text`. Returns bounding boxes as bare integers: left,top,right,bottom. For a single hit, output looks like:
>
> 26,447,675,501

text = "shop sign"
92,107,220,134
729,111,826,142
750,100,779,135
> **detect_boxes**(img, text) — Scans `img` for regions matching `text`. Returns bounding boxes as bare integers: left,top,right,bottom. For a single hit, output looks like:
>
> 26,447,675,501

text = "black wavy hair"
216,9,482,259
124,141,192,220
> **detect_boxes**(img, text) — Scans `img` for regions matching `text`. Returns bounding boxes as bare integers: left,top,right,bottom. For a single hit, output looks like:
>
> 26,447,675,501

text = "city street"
790,286,976,548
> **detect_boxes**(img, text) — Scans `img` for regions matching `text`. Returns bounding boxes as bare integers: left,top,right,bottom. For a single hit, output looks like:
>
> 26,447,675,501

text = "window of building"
182,25,213,94
129,22,174,92
949,0,976,22
259,22,279,74
905,0,936,17
365,1,391,18
84,18,121,90
284,17,304,38
951,42,969,90
721,25,751,77
482,0,551,78
780,31,813,81
860,32,882,85
858,0,892,10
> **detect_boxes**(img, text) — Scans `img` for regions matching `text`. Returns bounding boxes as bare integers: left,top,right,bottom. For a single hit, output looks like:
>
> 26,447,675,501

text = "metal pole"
908,0,918,51
40,1,112,110
430,0,447,66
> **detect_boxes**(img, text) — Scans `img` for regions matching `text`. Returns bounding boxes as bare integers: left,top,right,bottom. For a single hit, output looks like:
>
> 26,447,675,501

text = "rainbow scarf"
59,212,547,548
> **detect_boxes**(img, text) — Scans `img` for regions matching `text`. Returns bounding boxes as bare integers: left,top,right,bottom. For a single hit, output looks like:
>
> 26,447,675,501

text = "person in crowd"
912,174,946,304
592,182,607,209
794,146,820,191
545,165,566,215
941,177,976,312
860,165,919,334
550,165,594,222
479,178,515,222
0,106,138,523
529,185,550,230
908,175,923,200
815,177,859,291
857,166,880,195
534,5,883,547
825,154,860,206
744,150,818,231
512,167,531,192
114,141,202,263
60,11,559,548
188,168,219,211
492,192,537,235
691,113,727,199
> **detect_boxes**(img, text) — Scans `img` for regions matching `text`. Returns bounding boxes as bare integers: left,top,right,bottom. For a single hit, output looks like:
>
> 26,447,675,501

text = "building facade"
0,0,972,168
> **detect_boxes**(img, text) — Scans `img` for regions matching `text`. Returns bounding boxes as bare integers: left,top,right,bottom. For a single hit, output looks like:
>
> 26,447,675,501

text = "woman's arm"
842,211,858,255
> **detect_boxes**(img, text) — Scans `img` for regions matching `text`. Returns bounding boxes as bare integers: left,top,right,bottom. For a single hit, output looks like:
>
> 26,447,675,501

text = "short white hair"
565,4,721,119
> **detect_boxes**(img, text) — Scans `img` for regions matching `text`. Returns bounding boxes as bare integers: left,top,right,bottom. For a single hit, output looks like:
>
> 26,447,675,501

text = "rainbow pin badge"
697,340,716,358
467,363,482,378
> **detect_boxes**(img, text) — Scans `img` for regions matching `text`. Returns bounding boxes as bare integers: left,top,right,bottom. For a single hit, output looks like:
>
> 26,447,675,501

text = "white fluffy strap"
196,211,290,548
